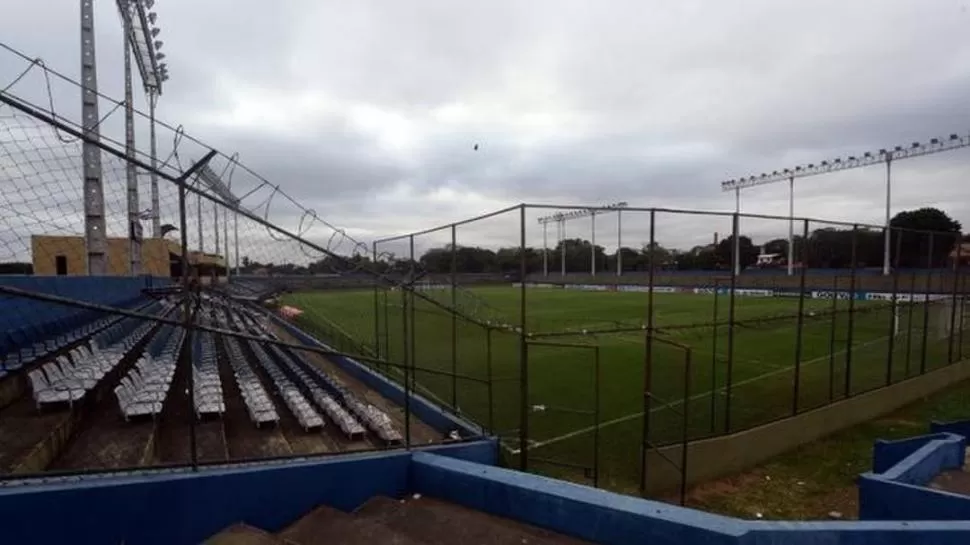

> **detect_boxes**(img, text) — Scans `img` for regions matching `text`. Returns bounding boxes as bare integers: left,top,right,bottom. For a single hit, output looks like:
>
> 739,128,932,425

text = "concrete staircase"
204,495,591,545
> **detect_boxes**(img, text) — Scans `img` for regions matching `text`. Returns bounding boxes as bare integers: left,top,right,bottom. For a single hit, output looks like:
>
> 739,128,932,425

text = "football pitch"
281,285,957,491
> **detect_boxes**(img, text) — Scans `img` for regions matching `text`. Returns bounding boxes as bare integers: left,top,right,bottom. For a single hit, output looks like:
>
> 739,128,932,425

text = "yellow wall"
31,235,180,277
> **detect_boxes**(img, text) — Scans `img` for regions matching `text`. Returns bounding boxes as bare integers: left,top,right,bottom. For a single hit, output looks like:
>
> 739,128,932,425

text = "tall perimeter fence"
1,46,969,504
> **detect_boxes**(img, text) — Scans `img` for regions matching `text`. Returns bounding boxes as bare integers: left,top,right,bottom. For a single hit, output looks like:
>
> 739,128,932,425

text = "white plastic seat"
28,369,83,409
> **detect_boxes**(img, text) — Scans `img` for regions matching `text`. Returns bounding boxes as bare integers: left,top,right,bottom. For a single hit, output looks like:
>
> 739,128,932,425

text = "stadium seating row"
247,340,324,432
0,276,162,372
268,344,366,439
228,299,401,443
191,323,226,419
112,305,184,421
222,325,280,427
27,299,171,410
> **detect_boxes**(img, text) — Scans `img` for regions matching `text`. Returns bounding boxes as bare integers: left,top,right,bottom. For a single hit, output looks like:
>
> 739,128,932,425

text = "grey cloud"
2,0,970,259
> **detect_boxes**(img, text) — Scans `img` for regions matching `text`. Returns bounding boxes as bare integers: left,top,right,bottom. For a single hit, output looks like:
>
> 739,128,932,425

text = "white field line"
503,334,891,455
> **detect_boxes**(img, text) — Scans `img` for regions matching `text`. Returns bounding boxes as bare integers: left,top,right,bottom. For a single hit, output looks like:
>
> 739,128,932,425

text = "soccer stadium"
3,3,970,544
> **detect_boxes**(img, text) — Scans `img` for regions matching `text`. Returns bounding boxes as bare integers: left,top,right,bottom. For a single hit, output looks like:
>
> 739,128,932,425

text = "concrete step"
279,504,423,545
203,522,284,545
354,495,591,545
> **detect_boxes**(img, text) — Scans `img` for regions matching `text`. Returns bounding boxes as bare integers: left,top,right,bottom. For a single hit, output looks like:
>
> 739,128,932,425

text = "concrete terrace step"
354,495,592,545
279,504,422,545
203,523,284,545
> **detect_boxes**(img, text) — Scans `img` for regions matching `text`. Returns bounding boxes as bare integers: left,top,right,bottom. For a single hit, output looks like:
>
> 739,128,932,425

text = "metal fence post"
724,212,739,432
519,205,529,471
792,219,809,414
844,225,858,397
640,208,657,496
709,277,719,433
905,270,917,376
409,235,416,391
680,347,692,506
593,346,601,488
486,326,494,434
451,224,458,409
402,287,411,448
886,228,902,385
827,273,838,402
372,241,380,358
920,233,934,374
949,233,962,364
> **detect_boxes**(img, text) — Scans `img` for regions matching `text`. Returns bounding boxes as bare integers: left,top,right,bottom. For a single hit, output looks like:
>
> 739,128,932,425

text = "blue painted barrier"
931,419,970,440
859,433,970,520
411,452,970,545
873,433,956,474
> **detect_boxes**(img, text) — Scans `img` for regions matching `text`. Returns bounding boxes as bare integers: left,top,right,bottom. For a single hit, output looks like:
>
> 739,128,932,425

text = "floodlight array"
537,201,628,224
720,133,970,192
118,0,167,95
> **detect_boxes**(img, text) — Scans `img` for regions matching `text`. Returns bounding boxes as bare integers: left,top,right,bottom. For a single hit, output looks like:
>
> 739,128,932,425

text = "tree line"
235,207,965,276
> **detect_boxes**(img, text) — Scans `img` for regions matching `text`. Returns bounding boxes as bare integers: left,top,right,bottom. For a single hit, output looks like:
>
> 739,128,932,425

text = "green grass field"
281,285,964,493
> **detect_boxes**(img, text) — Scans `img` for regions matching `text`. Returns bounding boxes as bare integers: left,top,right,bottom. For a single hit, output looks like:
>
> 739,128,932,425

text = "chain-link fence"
2,47,970,506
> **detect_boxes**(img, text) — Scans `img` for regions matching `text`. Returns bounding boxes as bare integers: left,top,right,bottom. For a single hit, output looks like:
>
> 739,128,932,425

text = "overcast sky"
2,0,970,262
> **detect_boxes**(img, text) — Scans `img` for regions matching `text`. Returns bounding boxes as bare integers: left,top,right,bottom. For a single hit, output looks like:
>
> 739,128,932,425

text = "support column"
123,1,141,276
149,92,160,238
81,0,107,275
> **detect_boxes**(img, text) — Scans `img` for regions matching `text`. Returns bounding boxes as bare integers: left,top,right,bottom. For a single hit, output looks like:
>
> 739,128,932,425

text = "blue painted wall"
872,433,956,473
0,451,412,545
3,442,970,545
411,452,970,545
859,433,970,521
931,419,970,440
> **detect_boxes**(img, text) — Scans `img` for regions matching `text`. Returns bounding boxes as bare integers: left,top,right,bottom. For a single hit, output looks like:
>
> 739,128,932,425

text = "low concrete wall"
872,433,955,474
412,452,970,545
858,433,970,520
528,271,967,293
647,358,970,493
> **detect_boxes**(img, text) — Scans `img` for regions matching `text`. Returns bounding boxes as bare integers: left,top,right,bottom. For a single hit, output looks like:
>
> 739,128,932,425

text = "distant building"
949,242,970,268
31,235,226,279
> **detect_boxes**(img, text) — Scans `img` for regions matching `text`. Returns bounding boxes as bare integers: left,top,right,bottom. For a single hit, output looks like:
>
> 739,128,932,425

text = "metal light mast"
538,202,628,277
118,0,168,245
721,133,970,276
81,0,107,275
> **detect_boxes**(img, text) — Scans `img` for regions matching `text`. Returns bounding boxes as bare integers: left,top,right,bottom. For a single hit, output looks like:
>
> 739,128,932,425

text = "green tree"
890,207,962,268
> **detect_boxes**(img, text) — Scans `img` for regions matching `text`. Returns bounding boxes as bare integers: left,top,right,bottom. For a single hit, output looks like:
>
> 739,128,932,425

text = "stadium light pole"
721,133,970,276
787,176,794,276
734,187,740,276
538,202,627,277
81,0,107,275
616,208,622,277
196,163,241,278
118,0,168,240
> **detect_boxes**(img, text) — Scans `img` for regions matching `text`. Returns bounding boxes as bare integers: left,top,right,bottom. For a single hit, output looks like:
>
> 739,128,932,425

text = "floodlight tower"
196,163,241,279
80,0,107,275
537,202,628,277
721,133,970,276
118,0,168,250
